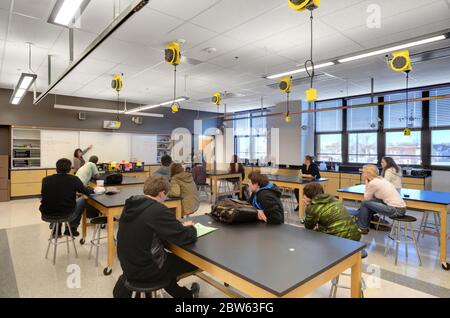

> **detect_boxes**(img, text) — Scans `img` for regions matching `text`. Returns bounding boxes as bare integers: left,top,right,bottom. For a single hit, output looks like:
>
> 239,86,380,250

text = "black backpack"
105,172,123,185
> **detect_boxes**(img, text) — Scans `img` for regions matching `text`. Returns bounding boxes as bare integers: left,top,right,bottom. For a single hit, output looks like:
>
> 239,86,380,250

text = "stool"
42,215,78,265
124,278,171,298
417,211,440,245
88,216,118,267
197,183,210,201
329,249,367,298
384,215,422,266
347,208,359,221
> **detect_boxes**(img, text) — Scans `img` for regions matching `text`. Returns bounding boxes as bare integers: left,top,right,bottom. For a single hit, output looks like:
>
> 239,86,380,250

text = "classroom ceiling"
0,0,449,114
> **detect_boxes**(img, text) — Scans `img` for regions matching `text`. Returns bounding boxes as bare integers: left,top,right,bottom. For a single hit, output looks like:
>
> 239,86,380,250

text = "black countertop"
177,215,365,297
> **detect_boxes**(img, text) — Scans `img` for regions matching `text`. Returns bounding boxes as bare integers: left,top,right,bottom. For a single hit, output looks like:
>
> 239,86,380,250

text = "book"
194,223,218,238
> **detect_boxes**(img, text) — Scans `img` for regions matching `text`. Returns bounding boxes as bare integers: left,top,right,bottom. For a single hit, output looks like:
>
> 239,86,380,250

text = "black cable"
116,91,120,121
173,65,177,104
405,71,410,125
304,10,315,89
286,92,290,117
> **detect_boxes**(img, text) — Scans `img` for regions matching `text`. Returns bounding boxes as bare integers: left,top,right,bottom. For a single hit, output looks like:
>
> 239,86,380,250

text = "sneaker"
359,227,369,235
64,228,80,237
294,206,299,211
190,282,200,298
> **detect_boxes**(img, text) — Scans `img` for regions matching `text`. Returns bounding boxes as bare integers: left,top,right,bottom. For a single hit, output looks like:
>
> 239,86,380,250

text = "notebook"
194,223,218,238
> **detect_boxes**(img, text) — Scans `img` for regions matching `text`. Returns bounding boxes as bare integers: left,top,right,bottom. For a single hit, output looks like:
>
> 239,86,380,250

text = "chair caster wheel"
101,224,106,229
442,262,450,271
103,267,112,276
80,238,85,245
224,283,229,287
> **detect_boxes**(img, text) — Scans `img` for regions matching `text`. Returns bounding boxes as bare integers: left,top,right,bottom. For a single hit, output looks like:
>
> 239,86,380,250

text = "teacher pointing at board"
73,145,93,172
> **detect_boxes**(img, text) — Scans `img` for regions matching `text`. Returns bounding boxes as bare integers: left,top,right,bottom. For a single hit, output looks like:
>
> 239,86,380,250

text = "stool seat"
41,215,71,223
124,278,171,293
361,249,368,259
390,215,416,222
347,209,359,216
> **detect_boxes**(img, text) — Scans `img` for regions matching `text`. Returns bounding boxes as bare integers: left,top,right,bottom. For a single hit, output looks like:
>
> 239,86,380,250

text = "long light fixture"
266,62,335,80
47,0,91,27
125,97,189,114
9,73,37,105
54,104,164,118
338,35,447,63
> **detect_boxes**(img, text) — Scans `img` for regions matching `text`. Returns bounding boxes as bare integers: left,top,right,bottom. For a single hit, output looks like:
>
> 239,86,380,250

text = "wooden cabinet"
0,155,9,202
340,173,361,189
403,177,431,190
10,169,46,197
321,172,340,196
122,171,149,179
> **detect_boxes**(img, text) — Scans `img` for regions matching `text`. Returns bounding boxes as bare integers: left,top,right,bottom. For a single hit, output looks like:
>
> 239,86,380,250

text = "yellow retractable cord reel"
111,73,123,128
279,77,292,123
165,41,182,113
289,0,320,104
388,50,413,136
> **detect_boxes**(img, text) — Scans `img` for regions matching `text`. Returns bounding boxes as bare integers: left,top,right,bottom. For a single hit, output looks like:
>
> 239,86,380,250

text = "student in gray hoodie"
154,155,172,178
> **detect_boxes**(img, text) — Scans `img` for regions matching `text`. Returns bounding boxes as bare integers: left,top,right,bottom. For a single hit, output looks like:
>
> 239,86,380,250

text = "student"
303,183,361,241
40,158,94,236
154,155,172,178
169,163,200,216
73,145,93,173
192,161,207,186
356,165,407,234
294,155,321,211
247,171,284,224
381,156,402,190
75,155,100,186
229,154,245,180
116,175,200,298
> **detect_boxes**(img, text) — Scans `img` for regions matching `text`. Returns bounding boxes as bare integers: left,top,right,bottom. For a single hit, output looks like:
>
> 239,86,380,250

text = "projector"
103,120,121,130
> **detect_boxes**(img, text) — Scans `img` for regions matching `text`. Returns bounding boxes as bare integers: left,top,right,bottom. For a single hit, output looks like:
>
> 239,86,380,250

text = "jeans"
356,200,404,229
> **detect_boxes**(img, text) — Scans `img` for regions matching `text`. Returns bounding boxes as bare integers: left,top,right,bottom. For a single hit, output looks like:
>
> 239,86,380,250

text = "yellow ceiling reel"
165,41,182,113
212,92,222,106
389,50,413,73
387,50,415,136
279,77,292,123
288,0,320,103
111,73,123,122
288,0,320,11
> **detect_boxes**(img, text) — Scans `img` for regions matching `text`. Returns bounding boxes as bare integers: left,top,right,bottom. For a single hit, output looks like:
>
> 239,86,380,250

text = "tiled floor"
0,197,449,298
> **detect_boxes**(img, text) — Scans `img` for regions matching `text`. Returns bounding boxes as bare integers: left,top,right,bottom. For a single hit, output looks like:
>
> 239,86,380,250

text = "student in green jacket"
303,183,361,241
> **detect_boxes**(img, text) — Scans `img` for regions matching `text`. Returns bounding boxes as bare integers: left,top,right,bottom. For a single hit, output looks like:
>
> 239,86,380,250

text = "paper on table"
194,223,218,238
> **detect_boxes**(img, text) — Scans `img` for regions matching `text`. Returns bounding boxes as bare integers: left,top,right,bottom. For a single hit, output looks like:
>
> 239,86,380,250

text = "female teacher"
73,145,93,173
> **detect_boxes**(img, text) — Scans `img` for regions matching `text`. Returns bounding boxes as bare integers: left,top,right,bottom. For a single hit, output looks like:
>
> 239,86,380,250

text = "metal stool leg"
385,220,396,256
131,291,136,298
409,222,422,266
52,223,59,265
394,221,401,265
66,224,78,258
65,224,70,254
45,225,54,259
95,224,102,267
88,225,98,260
403,222,408,259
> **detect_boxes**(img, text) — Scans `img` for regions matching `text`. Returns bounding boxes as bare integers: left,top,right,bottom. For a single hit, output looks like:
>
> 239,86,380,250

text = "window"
347,97,378,131
430,87,450,127
431,130,450,166
349,133,377,163
316,99,343,132
386,131,421,165
384,92,422,129
234,112,267,161
316,134,342,162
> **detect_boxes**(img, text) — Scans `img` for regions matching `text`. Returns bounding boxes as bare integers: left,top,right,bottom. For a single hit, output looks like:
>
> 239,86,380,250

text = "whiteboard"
41,130,80,168
131,135,157,164
79,131,131,163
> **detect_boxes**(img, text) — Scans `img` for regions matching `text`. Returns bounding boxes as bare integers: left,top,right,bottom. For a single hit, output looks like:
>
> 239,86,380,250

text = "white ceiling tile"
73,57,118,75
0,1,11,10
89,38,141,63
8,13,62,49
12,0,53,21
0,9,10,41
76,0,120,34
150,22,217,50
111,8,184,46
184,35,247,62
190,0,281,33
149,0,221,21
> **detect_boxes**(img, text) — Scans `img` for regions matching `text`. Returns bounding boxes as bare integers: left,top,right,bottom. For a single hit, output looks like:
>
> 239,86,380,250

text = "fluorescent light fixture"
266,62,335,80
125,97,189,114
47,0,91,27
9,73,37,105
338,35,446,63
54,104,164,118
